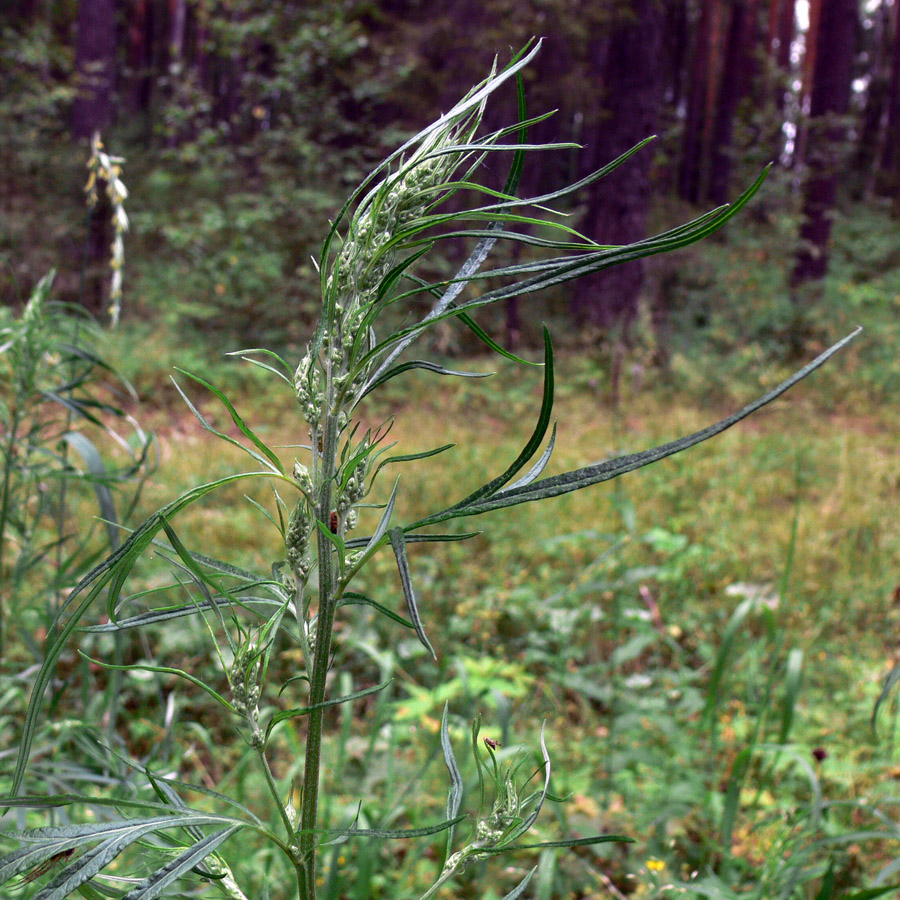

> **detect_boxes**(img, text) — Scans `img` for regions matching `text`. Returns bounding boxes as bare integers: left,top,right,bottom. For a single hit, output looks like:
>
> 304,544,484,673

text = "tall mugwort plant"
2,42,859,900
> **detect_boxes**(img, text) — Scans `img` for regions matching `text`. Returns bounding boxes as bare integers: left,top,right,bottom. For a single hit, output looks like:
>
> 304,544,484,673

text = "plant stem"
0,408,22,659
298,395,340,900
257,746,297,843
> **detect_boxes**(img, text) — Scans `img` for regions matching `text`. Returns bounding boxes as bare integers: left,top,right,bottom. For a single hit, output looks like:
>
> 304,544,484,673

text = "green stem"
0,408,22,660
298,399,340,900
255,735,306,894
257,745,297,842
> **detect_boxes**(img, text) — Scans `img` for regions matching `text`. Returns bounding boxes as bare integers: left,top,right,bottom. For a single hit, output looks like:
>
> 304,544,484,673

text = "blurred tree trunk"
72,0,116,317
71,0,116,140
762,0,795,163
708,0,760,204
680,0,716,201
855,0,893,198
791,0,857,288
126,0,152,114
877,1,900,207
572,0,664,332
664,0,690,113
775,0,796,101
792,0,822,167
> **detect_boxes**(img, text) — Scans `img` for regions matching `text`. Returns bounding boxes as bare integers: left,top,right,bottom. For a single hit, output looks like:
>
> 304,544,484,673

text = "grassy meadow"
14,310,895,898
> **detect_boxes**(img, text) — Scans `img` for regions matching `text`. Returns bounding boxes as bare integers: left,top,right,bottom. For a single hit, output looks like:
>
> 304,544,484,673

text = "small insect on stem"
329,510,339,533
20,849,76,884
483,737,501,750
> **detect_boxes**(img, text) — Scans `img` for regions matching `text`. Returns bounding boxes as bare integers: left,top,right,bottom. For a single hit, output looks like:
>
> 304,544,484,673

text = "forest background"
2,1,900,899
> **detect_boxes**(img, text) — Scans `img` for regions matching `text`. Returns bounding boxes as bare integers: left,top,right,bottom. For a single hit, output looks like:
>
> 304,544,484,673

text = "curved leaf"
440,703,464,859
446,327,554,513
265,679,391,742
121,826,240,900
413,329,861,528
171,371,283,474
61,432,119,551
339,592,415,629
80,652,236,714
389,527,436,660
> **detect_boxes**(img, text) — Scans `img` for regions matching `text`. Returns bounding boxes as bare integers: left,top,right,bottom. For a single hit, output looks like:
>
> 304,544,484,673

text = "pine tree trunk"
791,0,857,287
877,1,900,206
680,0,716,201
71,0,116,140
709,0,759,204
572,0,665,332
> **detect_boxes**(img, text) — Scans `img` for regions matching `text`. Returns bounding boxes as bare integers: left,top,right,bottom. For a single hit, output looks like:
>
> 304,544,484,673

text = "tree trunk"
680,0,716,201
877,0,900,206
855,1,892,198
71,0,116,140
126,0,152,113
572,0,665,333
776,0,796,79
791,0,857,288
708,0,760,204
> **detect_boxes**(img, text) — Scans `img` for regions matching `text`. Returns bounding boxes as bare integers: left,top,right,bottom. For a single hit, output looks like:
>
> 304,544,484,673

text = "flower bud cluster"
322,126,463,391
286,502,312,578
442,764,523,876
293,348,324,429
229,641,262,726
334,435,372,540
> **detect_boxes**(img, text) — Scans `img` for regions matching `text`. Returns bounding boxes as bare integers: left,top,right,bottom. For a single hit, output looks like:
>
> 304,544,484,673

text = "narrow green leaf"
704,598,756,726
838,885,900,899
414,329,860,527
779,647,804,744
363,478,400,555
501,867,537,900
389,527,436,660
448,327,554,512
121,826,240,900
363,359,490,395
720,747,753,852
500,425,556,493
81,595,285,632
814,859,836,900
339,592,415,629
511,723,551,840
458,312,540,366
483,834,634,853
79,652,236,714
170,373,283,474
324,815,467,841
225,347,293,375
61,432,119,551
265,680,391,742
441,703,463,859
872,662,900,736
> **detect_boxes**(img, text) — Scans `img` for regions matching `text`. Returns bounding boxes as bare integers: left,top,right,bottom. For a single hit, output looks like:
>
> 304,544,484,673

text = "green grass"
35,333,891,898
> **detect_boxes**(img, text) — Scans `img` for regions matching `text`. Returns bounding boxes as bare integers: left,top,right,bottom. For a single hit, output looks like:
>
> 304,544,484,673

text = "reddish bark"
573,0,665,331
709,0,760,204
792,0,858,287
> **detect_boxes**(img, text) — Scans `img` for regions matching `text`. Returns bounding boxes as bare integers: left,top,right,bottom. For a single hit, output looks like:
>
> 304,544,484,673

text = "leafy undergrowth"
4,338,896,899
